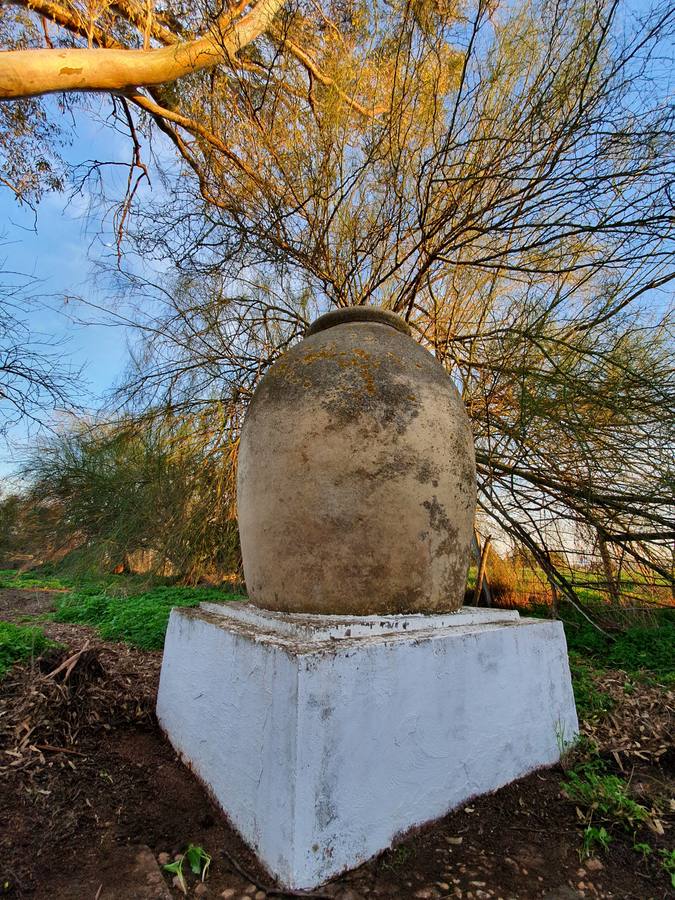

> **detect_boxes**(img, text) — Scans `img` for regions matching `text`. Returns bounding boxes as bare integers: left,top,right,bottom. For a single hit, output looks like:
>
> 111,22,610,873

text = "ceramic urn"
236,306,476,615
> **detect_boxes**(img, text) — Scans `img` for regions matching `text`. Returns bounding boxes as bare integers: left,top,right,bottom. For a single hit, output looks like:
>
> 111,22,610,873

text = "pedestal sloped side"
291,619,577,886
156,609,301,883
157,606,578,891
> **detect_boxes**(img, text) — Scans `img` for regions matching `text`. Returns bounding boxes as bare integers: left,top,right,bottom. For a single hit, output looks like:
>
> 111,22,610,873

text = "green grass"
0,567,159,593
604,625,675,672
660,849,675,889
564,759,651,831
565,618,675,675
0,568,72,590
54,585,246,649
0,620,55,677
0,566,247,651
5,564,672,673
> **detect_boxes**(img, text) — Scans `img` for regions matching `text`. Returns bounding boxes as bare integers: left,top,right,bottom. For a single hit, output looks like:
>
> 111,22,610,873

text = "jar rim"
306,306,412,338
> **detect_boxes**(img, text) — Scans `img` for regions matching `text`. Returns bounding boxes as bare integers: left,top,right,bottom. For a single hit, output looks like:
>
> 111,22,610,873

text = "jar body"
236,312,476,615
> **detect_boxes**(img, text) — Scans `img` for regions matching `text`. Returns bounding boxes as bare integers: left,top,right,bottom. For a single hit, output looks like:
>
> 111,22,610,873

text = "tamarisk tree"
1,0,673,598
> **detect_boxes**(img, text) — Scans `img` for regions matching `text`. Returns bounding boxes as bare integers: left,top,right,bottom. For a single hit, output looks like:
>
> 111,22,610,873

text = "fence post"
472,529,492,607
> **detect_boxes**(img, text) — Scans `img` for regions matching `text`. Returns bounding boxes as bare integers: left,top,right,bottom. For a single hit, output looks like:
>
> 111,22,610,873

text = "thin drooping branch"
266,26,391,118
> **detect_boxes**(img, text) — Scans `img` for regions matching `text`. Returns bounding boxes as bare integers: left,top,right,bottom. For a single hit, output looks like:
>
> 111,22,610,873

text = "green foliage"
563,756,653,858
633,841,652,860
0,567,169,594
565,619,675,674
568,654,614,720
566,762,651,830
0,568,71,590
381,845,415,871
0,496,20,554
55,587,112,626
605,626,675,673
0,620,53,677
659,849,675,889
563,620,613,658
24,414,241,583
163,844,211,895
54,585,245,650
582,826,612,858
530,602,675,675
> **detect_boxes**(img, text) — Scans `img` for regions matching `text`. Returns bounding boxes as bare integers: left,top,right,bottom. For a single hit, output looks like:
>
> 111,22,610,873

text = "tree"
25,410,241,578
1,0,673,598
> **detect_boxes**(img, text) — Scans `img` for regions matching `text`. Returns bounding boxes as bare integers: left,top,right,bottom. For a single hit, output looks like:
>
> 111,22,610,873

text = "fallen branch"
33,743,87,757
45,641,91,681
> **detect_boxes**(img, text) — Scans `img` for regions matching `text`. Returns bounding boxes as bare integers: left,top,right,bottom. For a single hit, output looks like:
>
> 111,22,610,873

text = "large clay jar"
237,307,476,615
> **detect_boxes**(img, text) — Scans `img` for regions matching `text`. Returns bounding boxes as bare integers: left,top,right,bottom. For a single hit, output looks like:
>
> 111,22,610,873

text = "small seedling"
163,844,211,895
633,841,652,860
381,845,414,871
185,845,212,880
581,826,612,859
659,849,675,889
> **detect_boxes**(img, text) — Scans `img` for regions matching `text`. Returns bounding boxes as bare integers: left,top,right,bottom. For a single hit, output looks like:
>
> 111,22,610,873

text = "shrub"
24,414,241,582
487,552,519,607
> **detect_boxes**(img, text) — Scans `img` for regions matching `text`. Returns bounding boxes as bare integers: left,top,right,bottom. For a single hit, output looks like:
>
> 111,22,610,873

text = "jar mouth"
306,306,412,338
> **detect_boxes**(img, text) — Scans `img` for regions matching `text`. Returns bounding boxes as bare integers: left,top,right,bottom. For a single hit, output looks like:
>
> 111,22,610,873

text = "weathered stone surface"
237,307,476,615
157,603,578,891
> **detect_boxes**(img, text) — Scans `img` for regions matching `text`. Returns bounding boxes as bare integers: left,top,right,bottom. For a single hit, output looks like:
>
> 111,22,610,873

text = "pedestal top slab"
199,601,520,643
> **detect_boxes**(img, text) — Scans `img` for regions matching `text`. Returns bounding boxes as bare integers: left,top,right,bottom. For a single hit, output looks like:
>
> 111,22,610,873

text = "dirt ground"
0,589,673,900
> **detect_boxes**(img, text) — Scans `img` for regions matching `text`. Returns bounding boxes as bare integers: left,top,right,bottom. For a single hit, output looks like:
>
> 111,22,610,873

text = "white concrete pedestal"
156,603,577,890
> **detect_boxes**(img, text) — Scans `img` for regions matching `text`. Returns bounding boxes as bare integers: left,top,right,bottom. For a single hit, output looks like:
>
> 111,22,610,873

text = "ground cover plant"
0,569,72,591
563,755,657,854
0,567,162,593
567,654,616,722
554,602,674,873
53,584,246,650
527,600,675,676
0,620,54,677
565,617,675,676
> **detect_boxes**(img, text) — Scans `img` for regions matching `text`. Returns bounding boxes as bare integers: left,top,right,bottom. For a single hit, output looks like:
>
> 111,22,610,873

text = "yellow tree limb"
0,0,282,99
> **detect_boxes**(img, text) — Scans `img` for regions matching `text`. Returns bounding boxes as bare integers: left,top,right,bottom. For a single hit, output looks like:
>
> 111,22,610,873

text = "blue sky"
0,102,158,477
